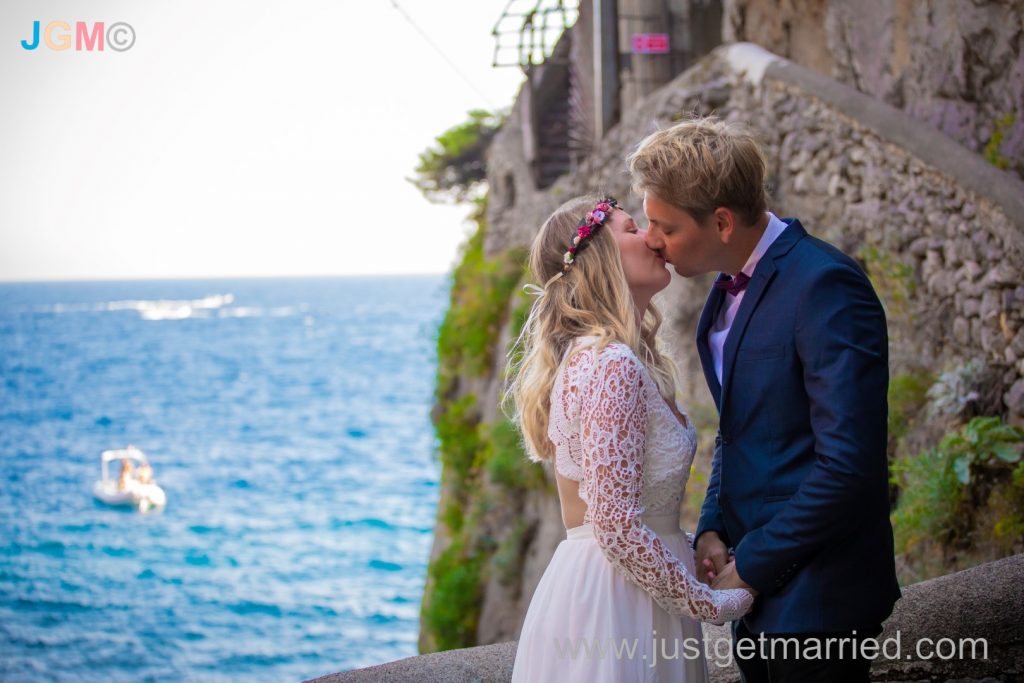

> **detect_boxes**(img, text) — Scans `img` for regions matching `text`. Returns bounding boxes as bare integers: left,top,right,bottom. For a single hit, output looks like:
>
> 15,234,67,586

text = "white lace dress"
511,339,754,682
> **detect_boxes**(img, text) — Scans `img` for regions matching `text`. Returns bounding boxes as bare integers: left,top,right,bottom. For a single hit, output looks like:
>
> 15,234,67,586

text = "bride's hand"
695,531,729,585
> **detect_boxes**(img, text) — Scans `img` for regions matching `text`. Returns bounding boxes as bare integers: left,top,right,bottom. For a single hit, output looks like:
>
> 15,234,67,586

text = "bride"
505,195,754,681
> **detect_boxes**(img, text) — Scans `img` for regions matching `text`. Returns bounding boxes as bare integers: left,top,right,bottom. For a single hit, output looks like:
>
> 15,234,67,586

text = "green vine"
942,416,1024,485
412,109,506,204
891,415,1024,579
420,534,490,651
858,245,917,320
435,200,527,400
422,201,540,652
887,369,933,448
478,418,548,493
983,113,1016,170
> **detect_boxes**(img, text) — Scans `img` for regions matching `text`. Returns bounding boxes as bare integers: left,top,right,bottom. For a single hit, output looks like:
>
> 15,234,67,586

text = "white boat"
93,446,167,512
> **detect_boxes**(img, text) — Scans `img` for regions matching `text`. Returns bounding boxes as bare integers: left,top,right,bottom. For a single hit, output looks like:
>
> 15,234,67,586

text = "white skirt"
511,513,710,683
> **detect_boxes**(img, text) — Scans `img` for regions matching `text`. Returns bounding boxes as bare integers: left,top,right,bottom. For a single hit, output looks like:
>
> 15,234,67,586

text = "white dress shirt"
709,212,789,385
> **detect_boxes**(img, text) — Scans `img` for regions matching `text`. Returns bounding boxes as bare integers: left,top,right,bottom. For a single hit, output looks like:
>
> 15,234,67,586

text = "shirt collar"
737,212,788,278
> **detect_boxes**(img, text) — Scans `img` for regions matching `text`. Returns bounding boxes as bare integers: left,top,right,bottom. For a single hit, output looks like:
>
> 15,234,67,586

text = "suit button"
722,434,731,445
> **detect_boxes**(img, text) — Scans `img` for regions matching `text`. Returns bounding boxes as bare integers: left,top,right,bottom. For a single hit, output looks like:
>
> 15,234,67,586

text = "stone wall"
723,0,1024,180
725,46,1024,417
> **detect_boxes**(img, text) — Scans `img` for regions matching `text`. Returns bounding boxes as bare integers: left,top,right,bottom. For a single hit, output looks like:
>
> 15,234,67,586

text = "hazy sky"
0,1,529,281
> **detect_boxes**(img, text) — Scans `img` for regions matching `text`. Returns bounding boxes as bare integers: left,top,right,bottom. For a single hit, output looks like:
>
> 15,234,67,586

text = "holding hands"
696,531,758,594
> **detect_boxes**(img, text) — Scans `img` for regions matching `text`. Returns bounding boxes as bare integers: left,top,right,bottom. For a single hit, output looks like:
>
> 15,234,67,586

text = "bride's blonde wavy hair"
504,194,678,462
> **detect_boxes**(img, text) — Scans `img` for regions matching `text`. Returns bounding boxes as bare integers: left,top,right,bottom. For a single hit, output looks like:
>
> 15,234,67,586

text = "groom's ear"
713,207,737,244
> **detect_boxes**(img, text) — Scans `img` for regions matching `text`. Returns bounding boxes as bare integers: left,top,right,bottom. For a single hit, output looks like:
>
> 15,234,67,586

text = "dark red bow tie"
713,272,751,297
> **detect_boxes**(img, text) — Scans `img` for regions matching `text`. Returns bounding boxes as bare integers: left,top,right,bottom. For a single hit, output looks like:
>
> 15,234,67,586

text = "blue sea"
0,276,450,682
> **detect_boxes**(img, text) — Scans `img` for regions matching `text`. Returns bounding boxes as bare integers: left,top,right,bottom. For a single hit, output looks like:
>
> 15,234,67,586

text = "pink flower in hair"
557,197,619,273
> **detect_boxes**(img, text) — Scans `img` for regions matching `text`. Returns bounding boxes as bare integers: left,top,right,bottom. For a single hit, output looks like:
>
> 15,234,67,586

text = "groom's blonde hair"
627,115,769,226
503,195,677,462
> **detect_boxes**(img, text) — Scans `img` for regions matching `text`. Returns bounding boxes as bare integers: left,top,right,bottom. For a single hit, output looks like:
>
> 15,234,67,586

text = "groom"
628,117,901,682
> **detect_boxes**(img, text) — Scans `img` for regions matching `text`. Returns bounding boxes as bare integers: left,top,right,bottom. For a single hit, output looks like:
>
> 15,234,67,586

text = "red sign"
632,33,670,54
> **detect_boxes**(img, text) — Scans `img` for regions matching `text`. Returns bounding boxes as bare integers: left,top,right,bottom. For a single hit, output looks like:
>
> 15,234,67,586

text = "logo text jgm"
21,21,135,52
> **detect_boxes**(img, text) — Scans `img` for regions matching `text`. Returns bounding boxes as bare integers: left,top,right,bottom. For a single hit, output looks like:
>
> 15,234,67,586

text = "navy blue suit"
693,218,901,635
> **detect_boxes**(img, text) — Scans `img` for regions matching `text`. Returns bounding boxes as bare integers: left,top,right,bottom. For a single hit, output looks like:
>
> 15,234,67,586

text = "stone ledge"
306,641,517,683
308,554,1024,682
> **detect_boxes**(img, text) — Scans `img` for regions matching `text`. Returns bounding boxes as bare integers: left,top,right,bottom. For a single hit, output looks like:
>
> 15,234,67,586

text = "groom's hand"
711,560,758,594
695,531,729,585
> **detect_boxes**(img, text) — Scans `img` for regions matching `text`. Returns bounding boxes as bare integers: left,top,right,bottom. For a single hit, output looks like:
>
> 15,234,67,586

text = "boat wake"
36,296,305,321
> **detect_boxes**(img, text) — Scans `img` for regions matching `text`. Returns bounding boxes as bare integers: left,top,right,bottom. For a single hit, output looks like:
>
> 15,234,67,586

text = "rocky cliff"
418,23,1024,655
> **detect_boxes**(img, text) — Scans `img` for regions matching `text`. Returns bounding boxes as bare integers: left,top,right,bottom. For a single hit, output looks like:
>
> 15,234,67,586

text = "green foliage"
418,108,535,653
479,418,547,492
424,205,536,652
891,447,963,554
435,204,528,399
412,109,506,204
1014,460,1024,489
887,369,934,445
434,393,481,503
940,416,1024,485
983,114,1016,170
491,518,530,587
992,463,1024,540
858,245,917,318
684,465,709,521
440,499,464,536
892,416,1024,563
681,402,720,522
421,536,487,651
506,283,533,357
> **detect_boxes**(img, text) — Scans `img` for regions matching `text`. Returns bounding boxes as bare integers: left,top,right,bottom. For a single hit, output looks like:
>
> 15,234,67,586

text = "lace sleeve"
580,345,754,625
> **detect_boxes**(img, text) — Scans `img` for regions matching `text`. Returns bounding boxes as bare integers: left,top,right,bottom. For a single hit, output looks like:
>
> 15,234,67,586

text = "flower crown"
561,197,619,271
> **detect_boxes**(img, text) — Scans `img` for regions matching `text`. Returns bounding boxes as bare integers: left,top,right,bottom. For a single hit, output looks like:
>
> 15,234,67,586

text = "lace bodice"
548,338,754,625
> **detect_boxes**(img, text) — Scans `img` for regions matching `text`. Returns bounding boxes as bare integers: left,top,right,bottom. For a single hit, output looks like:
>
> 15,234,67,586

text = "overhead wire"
387,0,497,109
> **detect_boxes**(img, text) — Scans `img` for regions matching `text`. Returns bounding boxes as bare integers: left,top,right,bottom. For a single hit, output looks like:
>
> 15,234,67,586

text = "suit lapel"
719,218,808,412
695,279,726,409
719,261,777,411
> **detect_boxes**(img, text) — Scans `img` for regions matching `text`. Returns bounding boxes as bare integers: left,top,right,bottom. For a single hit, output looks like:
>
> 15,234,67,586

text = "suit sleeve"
693,430,731,550
733,261,889,594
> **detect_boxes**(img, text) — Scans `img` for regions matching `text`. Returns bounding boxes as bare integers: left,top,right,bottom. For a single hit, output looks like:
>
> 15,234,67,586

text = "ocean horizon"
0,275,450,682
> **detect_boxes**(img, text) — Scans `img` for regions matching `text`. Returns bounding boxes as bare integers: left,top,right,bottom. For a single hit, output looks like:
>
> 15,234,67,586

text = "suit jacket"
693,218,901,633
